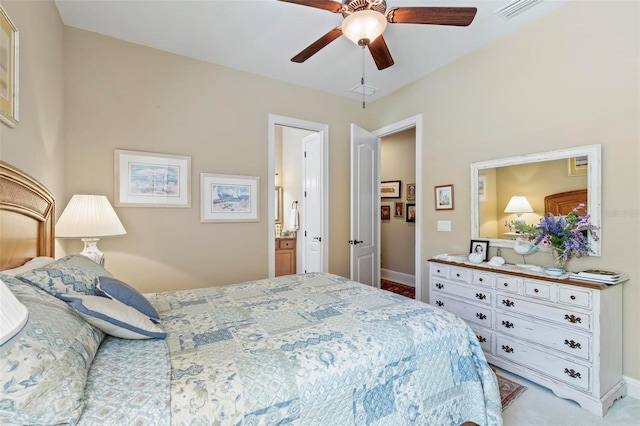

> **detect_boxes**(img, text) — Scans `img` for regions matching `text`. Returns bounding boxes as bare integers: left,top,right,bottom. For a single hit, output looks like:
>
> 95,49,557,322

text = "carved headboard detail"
0,161,55,270
544,189,588,216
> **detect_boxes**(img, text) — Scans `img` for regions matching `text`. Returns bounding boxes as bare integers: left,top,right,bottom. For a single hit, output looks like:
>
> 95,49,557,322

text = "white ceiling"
54,0,566,102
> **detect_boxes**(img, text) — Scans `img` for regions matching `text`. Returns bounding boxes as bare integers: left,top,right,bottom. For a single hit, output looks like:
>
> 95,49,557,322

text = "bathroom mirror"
275,186,283,224
470,144,601,255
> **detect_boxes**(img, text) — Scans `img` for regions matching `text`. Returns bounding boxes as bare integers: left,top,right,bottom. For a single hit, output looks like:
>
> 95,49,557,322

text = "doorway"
267,115,329,277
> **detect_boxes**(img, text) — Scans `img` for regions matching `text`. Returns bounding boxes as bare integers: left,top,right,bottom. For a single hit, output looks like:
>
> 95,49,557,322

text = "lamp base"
79,238,105,266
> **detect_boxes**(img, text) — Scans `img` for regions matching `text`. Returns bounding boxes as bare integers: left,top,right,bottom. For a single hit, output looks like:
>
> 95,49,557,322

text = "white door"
349,124,379,287
302,132,323,273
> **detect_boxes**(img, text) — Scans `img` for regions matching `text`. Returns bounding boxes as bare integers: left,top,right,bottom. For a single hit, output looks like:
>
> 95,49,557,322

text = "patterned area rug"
498,374,527,410
380,279,415,299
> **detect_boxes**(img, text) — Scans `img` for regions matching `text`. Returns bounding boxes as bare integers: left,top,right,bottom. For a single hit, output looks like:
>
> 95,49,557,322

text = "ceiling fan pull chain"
361,45,365,108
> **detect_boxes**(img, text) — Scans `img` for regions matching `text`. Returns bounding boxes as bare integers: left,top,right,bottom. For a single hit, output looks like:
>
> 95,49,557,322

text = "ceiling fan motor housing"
341,0,387,17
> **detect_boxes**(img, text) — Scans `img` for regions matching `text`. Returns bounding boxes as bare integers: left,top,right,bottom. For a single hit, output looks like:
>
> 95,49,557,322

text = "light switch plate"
437,220,452,232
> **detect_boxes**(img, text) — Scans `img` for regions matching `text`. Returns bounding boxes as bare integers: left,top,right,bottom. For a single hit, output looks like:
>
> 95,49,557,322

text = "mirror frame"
275,186,283,224
470,144,601,256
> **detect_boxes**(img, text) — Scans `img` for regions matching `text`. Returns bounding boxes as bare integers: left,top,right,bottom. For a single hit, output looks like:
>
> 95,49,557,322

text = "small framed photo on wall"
406,183,416,201
394,202,404,217
406,204,416,223
470,239,490,261
381,205,391,220
434,184,454,210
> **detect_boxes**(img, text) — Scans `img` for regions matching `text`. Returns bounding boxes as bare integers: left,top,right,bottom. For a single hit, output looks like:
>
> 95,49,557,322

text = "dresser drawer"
449,267,471,283
431,280,492,305
278,239,295,249
469,324,492,353
496,312,590,360
497,293,591,331
496,275,520,293
432,293,492,328
431,263,450,278
524,280,552,301
559,287,591,309
472,271,493,287
496,335,590,391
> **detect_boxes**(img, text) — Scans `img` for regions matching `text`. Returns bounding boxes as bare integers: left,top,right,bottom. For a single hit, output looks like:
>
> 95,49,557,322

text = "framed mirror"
275,186,283,224
470,144,601,255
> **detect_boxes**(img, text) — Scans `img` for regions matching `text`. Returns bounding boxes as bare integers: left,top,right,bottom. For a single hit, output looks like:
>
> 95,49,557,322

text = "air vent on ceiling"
495,0,543,20
350,84,379,97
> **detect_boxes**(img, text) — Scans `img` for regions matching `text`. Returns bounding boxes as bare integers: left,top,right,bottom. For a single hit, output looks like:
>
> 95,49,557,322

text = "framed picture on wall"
200,173,260,223
434,184,454,211
394,202,404,217
381,180,401,198
406,204,416,223
406,183,416,201
568,155,588,176
114,149,191,208
381,205,391,220
0,5,18,128
478,175,487,202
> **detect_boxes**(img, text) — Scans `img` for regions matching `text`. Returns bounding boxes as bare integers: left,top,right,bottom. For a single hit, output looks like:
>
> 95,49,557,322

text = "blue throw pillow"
58,294,166,340
95,276,159,319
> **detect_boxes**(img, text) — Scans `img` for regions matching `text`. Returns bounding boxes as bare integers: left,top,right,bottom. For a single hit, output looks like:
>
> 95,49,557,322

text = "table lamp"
56,195,126,265
504,195,533,225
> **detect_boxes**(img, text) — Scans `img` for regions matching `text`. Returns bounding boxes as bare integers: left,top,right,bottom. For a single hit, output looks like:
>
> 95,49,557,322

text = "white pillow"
1,256,55,275
0,278,29,347
58,294,166,340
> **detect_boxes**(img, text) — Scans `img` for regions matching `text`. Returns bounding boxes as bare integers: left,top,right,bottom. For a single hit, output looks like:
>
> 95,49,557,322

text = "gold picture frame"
0,5,18,128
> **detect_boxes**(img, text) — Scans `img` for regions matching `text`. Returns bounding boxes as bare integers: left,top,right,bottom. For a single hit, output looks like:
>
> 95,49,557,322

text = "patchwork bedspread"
148,272,502,425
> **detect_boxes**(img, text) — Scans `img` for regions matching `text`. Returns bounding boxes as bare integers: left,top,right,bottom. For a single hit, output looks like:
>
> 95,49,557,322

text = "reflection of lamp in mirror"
56,195,126,266
504,195,533,225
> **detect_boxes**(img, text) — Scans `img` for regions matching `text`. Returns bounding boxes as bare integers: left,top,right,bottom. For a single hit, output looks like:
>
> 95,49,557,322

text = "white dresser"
428,259,625,416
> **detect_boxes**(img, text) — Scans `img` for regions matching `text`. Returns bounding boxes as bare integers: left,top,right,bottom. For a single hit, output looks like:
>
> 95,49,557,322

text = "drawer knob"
501,345,514,354
476,312,487,320
564,314,582,324
570,295,576,300
564,339,582,349
436,283,444,289
456,273,461,277
564,368,582,379
503,282,509,287
501,320,514,329
436,301,444,307
476,335,486,343
502,299,515,307
475,293,487,300
478,277,484,282
534,288,539,293
437,269,441,273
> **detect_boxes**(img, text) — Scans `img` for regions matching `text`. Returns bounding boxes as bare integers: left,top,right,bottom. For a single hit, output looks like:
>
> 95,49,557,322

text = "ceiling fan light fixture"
342,10,387,45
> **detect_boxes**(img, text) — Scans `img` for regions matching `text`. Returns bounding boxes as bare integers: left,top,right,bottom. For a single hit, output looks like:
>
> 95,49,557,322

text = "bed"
0,161,502,425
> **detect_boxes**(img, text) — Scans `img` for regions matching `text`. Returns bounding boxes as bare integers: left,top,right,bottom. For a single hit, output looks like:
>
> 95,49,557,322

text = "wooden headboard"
544,189,588,216
0,161,55,270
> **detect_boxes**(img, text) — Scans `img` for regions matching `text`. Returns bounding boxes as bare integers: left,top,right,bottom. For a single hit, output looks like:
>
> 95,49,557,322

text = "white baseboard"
380,269,415,287
624,375,640,399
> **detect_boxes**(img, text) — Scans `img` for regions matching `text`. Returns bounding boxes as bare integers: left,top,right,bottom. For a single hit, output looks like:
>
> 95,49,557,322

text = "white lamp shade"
504,196,534,214
0,278,28,347
342,10,387,45
56,195,126,238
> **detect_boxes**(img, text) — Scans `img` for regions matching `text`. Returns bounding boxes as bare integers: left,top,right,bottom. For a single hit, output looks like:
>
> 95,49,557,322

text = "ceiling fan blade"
388,7,477,26
278,0,344,13
291,27,343,63
368,36,394,70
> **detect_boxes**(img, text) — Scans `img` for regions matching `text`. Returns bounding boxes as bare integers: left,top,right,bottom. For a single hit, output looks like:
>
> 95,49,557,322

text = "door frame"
373,114,423,301
267,114,329,277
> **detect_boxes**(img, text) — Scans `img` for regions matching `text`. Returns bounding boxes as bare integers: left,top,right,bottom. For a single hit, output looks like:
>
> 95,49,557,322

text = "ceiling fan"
280,0,477,70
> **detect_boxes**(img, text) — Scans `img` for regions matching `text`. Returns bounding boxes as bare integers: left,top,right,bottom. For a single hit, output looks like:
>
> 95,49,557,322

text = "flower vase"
545,247,566,276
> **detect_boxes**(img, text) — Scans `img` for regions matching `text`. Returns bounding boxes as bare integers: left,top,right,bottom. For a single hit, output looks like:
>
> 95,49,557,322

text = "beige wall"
381,129,415,276
366,1,639,380
5,0,638,381
0,0,66,257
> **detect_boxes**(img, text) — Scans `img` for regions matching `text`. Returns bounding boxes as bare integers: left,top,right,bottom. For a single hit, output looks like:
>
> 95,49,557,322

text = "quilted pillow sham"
96,276,159,319
59,294,166,340
0,275,104,425
15,254,112,296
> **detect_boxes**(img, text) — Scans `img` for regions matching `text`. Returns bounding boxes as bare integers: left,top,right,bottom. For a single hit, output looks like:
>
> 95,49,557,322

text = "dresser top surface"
427,258,625,290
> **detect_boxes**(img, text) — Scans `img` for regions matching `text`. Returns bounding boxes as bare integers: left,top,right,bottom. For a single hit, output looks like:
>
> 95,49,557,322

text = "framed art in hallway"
394,202,404,217
201,173,260,223
381,180,401,198
434,184,454,210
406,183,416,201
114,149,191,208
406,204,416,223
0,5,18,128
381,205,391,220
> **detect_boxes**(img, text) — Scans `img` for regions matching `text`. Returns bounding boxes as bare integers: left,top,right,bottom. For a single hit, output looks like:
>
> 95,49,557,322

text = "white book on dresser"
428,259,626,417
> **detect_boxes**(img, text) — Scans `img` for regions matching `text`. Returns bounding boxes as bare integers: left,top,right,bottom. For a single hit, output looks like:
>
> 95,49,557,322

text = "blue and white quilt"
142,272,502,425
